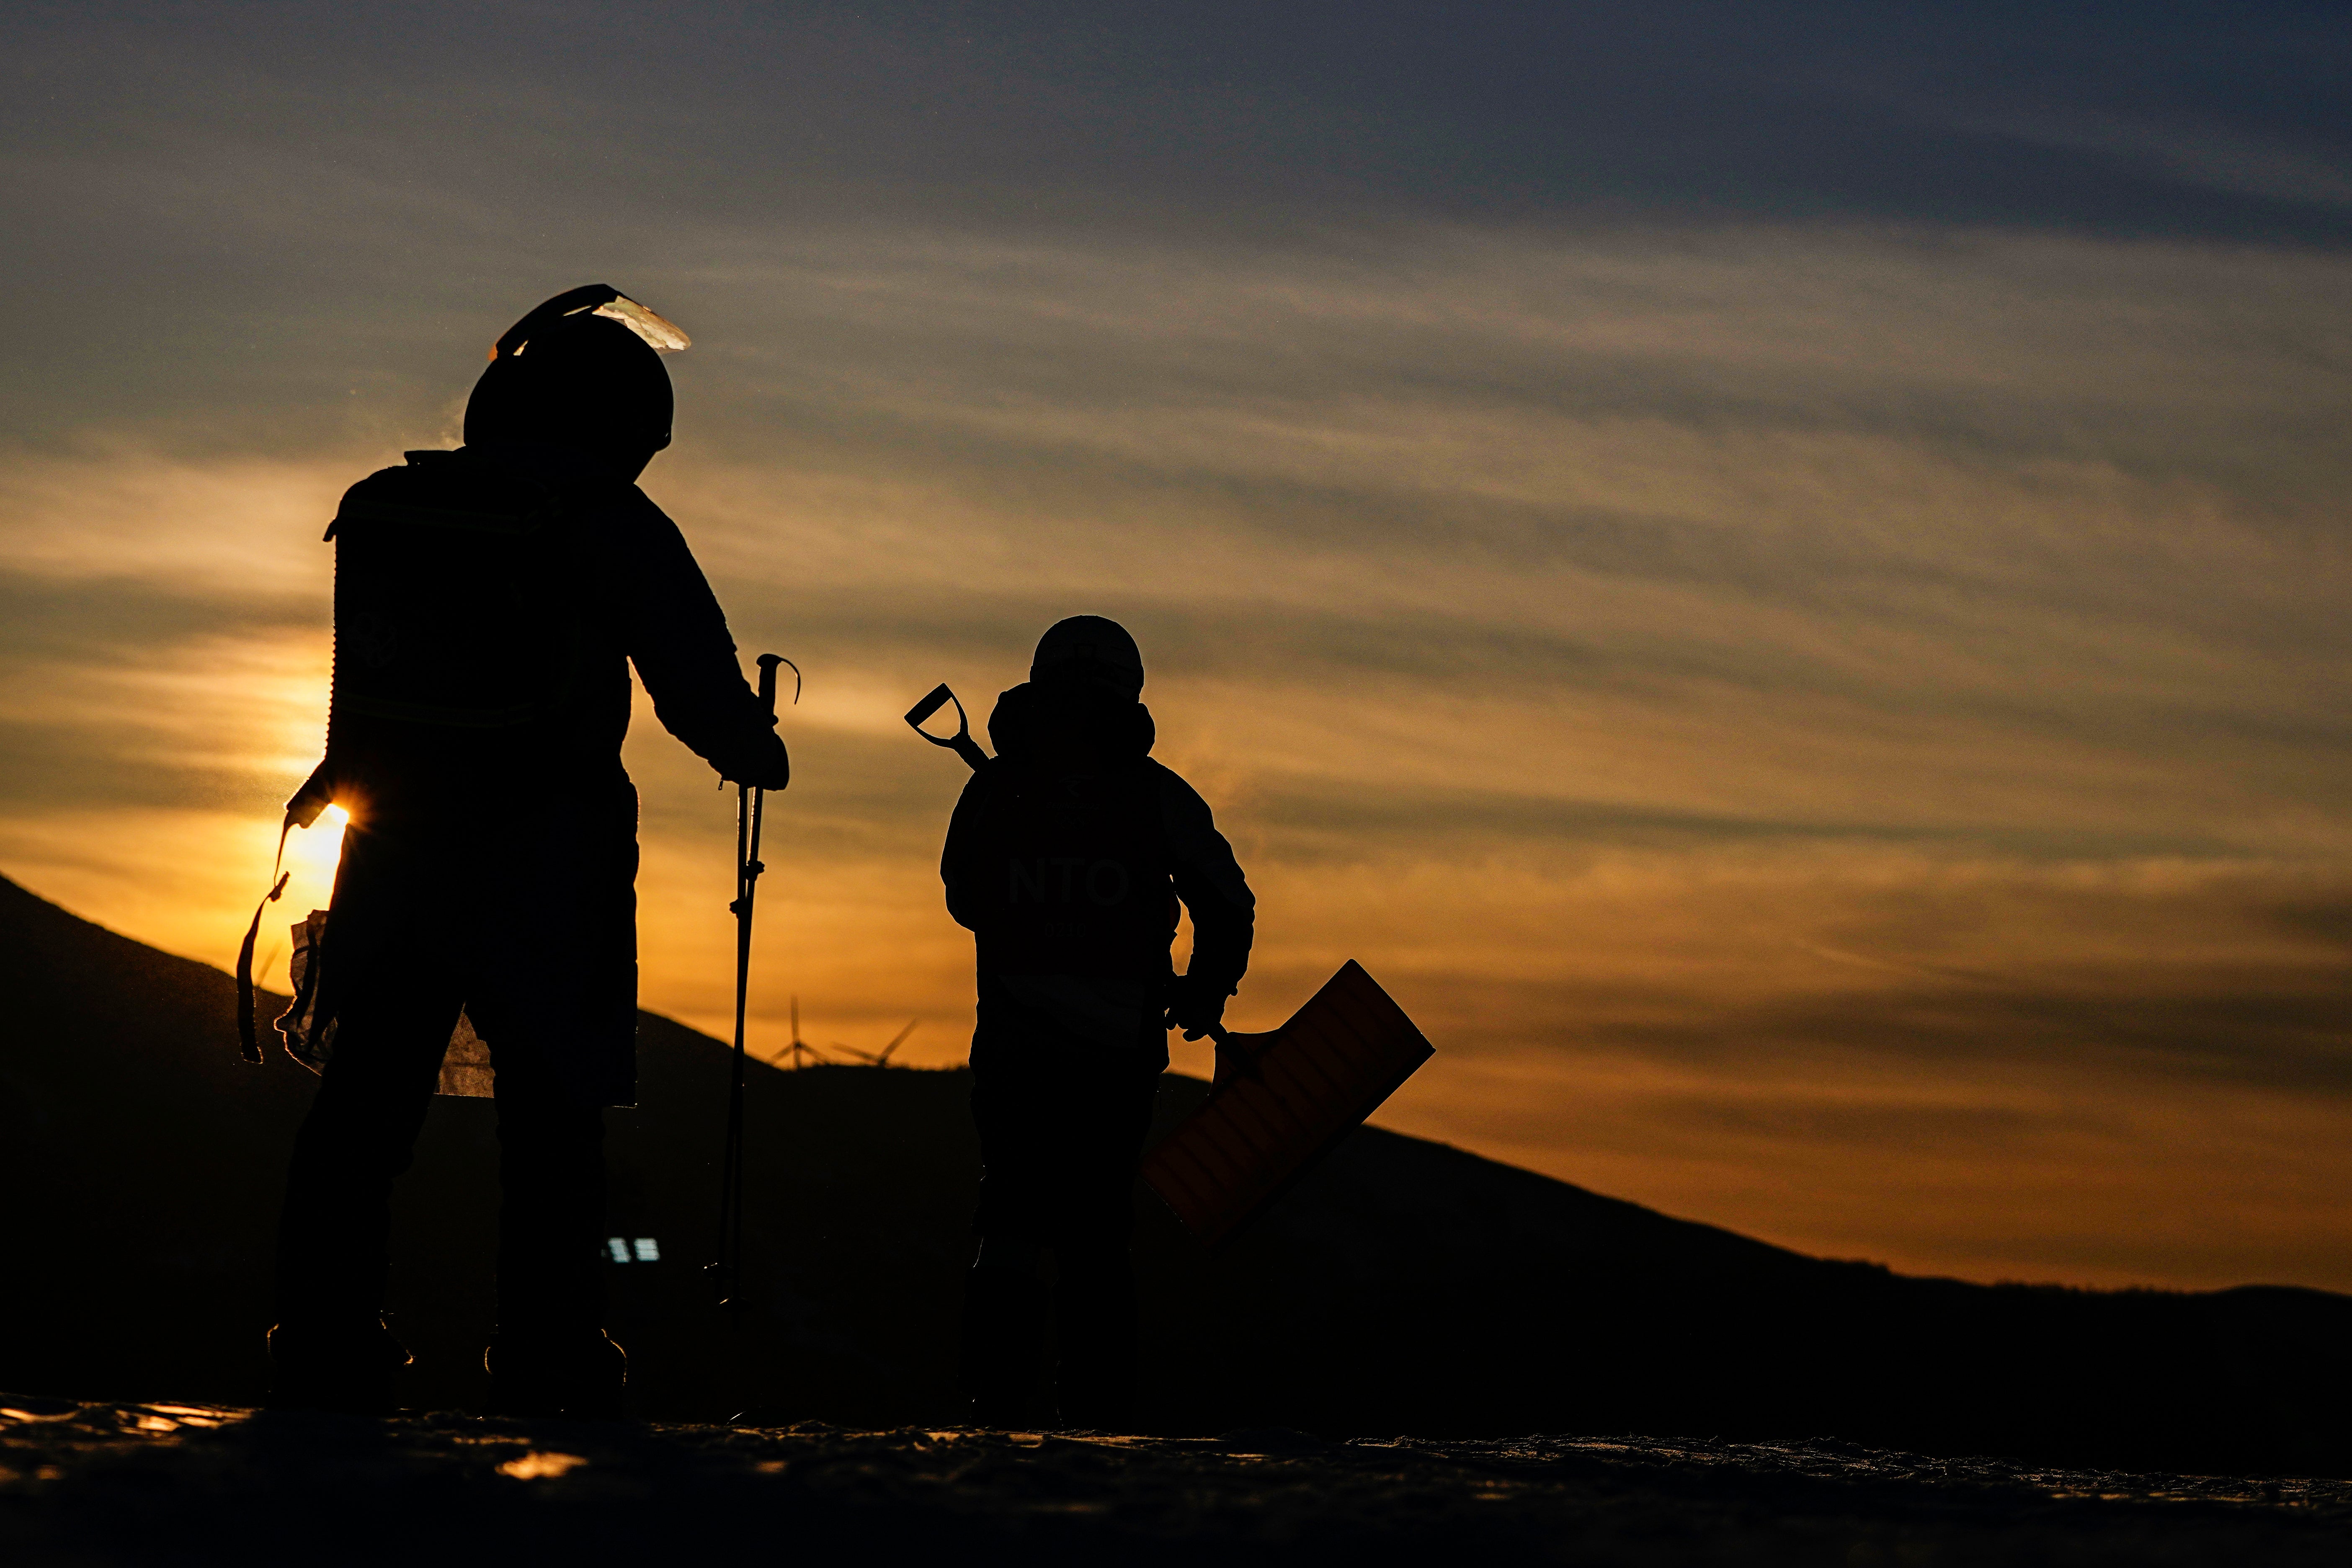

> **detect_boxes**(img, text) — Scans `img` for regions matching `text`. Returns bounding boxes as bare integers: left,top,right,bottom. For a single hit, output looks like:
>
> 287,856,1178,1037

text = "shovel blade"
1140,960,1434,1249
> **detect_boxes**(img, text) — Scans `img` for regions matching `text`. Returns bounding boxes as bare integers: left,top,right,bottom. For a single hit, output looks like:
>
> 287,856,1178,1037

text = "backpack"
235,448,599,1069
325,448,591,735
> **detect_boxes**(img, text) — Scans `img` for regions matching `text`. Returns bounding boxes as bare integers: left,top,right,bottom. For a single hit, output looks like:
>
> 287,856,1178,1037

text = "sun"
286,805,349,890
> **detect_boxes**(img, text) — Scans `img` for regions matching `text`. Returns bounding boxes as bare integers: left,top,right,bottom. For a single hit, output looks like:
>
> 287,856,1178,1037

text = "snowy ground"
5,1395,2348,1565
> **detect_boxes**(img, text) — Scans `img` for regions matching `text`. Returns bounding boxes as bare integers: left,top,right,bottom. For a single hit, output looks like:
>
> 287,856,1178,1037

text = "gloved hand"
1211,1030,1262,1088
711,730,790,791
1163,972,1228,1042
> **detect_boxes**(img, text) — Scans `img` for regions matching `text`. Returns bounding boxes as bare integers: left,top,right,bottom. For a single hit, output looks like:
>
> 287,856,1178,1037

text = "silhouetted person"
943,617,1254,1428
268,286,788,1416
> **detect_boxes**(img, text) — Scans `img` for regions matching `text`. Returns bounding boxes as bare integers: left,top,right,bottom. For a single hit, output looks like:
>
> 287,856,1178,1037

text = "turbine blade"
878,1019,919,1063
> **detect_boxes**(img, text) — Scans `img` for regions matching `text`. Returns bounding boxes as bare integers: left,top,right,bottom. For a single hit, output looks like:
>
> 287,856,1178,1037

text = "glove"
1211,1031,1262,1089
1163,972,1228,1042
711,730,790,791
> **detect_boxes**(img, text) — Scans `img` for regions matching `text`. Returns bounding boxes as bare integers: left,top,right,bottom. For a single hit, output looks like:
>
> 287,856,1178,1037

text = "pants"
274,977,607,1338
965,974,1166,1423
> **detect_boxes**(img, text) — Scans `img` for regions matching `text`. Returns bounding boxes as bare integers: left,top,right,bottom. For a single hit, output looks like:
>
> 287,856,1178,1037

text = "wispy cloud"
6,1,2352,1291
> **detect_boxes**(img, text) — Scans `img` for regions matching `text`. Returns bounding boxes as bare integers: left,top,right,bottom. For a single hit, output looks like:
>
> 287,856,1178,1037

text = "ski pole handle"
756,654,783,722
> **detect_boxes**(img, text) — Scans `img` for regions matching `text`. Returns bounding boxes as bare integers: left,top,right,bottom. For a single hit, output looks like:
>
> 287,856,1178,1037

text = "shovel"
1141,961,1434,1249
904,683,990,770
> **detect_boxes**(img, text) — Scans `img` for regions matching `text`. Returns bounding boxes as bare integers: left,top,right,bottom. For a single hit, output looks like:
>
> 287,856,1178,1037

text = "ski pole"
716,652,785,1314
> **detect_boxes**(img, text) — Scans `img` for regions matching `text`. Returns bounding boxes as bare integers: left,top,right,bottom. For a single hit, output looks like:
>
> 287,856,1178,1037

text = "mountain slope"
3,873,2345,1473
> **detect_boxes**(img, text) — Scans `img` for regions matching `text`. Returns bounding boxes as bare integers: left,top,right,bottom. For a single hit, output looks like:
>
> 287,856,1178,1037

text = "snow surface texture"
3,1395,2349,1565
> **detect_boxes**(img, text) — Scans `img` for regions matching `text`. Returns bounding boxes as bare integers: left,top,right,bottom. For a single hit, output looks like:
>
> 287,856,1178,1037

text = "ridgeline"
3,874,2344,1473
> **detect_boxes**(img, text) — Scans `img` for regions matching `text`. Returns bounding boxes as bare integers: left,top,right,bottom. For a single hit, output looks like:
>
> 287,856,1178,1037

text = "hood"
987,681,1155,768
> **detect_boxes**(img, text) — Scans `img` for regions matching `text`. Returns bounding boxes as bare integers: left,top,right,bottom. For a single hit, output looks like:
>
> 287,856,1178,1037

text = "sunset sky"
5,2,2352,1292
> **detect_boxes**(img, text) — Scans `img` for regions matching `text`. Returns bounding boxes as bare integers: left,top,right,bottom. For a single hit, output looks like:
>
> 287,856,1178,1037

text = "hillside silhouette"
3,873,2346,1474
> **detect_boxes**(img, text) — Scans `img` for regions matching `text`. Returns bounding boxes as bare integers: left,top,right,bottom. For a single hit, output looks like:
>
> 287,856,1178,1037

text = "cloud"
9,2,2351,436
5,11,2352,1295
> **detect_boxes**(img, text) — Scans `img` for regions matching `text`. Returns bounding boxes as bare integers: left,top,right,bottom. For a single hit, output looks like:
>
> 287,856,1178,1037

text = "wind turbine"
833,1019,918,1067
768,996,829,1071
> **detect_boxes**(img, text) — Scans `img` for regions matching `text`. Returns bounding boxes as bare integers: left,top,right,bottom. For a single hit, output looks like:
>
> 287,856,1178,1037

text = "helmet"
1030,615,1145,696
462,285,690,457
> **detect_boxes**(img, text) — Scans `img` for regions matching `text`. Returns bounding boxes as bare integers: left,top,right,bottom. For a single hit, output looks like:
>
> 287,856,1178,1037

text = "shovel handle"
905,683,955,728
905,683,990,771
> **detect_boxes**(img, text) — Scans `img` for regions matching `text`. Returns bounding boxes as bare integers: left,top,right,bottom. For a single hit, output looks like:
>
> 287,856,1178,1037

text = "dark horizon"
14,865,2352,1483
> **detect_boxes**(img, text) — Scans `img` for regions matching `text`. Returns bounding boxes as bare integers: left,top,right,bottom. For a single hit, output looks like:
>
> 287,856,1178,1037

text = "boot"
268,1317,412,1416
959,1266,1053,1427
485,1328,627,1418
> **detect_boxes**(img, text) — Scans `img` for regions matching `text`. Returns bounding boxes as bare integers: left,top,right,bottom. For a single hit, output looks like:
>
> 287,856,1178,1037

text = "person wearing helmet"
941,616,1255,1428
266,286,789,1417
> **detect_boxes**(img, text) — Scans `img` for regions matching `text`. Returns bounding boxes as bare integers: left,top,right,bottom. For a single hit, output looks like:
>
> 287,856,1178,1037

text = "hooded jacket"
941,679,1253,1007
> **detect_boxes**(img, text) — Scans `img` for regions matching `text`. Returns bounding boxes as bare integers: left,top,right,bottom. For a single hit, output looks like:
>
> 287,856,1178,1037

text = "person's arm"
1156,764,1254,1034
614,495,788,787
941,769,994,933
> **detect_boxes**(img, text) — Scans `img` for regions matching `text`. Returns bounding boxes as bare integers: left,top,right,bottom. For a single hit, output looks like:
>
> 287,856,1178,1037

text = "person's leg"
492,1055,609,1336
271,984,462,1411
1049,1048,1165,1431
959,1235,1054,1426
479,1041,623,1416
1050,1238,1138,1429
468,782,636,1416
960,985,1064,1424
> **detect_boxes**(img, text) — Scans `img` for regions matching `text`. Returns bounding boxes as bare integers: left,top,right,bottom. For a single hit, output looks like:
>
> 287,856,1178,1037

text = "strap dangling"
235,820,295,1065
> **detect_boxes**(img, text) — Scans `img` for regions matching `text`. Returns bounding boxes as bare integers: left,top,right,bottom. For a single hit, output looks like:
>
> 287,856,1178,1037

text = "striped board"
1141,960,1435,1248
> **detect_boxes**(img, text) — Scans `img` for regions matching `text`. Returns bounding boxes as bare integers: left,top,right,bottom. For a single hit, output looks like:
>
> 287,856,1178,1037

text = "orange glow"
6,224,2351,1298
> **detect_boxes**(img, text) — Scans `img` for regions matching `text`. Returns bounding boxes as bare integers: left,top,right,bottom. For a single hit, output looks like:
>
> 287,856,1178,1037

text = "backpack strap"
235,818,295,1065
